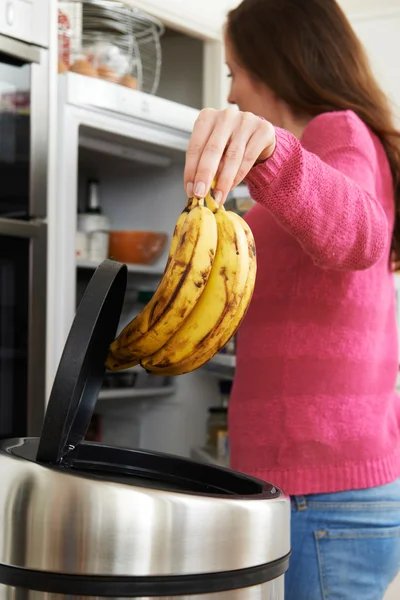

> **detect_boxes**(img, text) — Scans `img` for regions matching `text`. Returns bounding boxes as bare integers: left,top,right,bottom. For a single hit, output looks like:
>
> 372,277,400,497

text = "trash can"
0,260,290,599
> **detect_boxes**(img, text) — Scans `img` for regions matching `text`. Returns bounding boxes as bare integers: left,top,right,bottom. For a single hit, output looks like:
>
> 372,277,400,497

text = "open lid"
36,259,127,464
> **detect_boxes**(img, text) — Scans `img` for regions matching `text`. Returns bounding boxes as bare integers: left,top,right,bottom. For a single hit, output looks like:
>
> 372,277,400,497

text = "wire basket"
65,0,164,94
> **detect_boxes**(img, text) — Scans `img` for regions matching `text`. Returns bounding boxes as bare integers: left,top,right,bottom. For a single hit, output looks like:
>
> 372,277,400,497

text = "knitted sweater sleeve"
244,110,389,270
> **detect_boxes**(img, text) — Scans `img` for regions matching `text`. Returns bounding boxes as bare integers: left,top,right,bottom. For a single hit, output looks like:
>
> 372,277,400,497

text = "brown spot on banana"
174,260,188,269
148,219,207,327
149,261,193,327
233,233,240,255
148,299,159,328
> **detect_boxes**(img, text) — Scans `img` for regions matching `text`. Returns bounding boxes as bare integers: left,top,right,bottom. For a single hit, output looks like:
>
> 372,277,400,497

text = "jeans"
285,478,400,600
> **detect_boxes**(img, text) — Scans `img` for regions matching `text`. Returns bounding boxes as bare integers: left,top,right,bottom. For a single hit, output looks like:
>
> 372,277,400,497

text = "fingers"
212,112,259,204
184,109,276,204
229,121,276,191
184,108,218,198
185,107,240,199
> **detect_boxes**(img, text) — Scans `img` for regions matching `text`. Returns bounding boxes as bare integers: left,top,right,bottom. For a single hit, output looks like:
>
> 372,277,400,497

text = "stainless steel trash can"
0,260,291,599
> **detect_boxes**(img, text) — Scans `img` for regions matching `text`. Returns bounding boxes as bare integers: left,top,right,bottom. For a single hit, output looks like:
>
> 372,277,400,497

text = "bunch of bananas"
105,190,256,376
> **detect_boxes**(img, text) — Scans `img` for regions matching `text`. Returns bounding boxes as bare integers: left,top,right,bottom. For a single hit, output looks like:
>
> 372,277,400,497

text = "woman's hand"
184,107,276,205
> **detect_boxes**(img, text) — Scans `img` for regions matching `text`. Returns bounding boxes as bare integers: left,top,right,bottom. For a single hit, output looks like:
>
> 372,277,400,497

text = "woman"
184,0,400,598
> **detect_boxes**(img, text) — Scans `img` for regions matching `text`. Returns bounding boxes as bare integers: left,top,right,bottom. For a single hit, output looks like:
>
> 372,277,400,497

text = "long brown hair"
227,0,400,270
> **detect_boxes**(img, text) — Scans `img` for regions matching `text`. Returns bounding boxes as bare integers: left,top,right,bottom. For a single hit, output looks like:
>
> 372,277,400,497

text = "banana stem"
184,178,218,212
205,192,218,213
187,196,204,208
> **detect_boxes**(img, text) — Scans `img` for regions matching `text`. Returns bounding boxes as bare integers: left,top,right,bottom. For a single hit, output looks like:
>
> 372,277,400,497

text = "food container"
109,230,168,265
58,7,72,72
78,213,110,261
206,407,228,453
75,230,88,259
64,1,164,93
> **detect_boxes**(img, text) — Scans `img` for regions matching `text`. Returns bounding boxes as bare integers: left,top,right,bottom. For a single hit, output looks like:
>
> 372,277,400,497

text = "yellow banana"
143,208,257,377
141,202,249,371
105,197,218,370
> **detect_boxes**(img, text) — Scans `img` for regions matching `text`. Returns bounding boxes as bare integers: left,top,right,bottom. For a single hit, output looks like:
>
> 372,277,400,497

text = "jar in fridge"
206,407,228,453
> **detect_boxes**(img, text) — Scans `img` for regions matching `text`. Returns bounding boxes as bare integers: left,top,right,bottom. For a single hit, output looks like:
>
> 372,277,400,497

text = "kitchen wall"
338,0,400,12
352,12,400,122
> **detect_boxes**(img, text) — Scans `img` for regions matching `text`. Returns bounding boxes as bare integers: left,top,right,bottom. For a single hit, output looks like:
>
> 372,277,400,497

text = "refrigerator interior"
76,129,222,458
65,21,231,459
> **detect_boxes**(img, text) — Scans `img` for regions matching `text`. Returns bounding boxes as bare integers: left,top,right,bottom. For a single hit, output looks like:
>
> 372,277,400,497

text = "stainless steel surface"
0,446,290,577
0,34,41,63
28,223,47,435
0,218,44,238
30,47,49,218
0,577,285,600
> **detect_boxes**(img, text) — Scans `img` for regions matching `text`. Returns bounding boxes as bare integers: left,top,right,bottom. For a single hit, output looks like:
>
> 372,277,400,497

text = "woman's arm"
245,111,388,270
184,108,389,272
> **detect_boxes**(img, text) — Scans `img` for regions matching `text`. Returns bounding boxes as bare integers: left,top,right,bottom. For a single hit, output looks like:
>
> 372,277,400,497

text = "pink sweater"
229,110,400,496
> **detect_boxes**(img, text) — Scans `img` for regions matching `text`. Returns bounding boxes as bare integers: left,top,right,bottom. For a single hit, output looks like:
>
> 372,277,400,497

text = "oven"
0,0,50,438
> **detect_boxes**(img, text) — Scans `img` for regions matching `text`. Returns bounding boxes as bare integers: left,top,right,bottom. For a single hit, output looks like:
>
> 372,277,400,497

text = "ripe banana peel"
105,188,256,375
141,212,257,376
106,197,217,368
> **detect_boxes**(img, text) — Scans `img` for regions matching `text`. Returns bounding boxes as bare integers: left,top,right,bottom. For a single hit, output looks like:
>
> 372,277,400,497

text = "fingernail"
186,182,193,197
214,191,223,205
194,181,206,197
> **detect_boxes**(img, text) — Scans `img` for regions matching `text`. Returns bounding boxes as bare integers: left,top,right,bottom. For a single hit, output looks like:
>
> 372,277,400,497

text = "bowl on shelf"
109,230,168,265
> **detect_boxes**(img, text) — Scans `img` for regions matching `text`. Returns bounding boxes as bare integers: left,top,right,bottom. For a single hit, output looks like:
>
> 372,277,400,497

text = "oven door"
0,35,48,438
0,218,46,438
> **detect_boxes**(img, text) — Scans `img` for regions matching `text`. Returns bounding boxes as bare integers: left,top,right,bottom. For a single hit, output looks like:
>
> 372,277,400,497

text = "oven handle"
0,33,41,64
0,217,46,238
